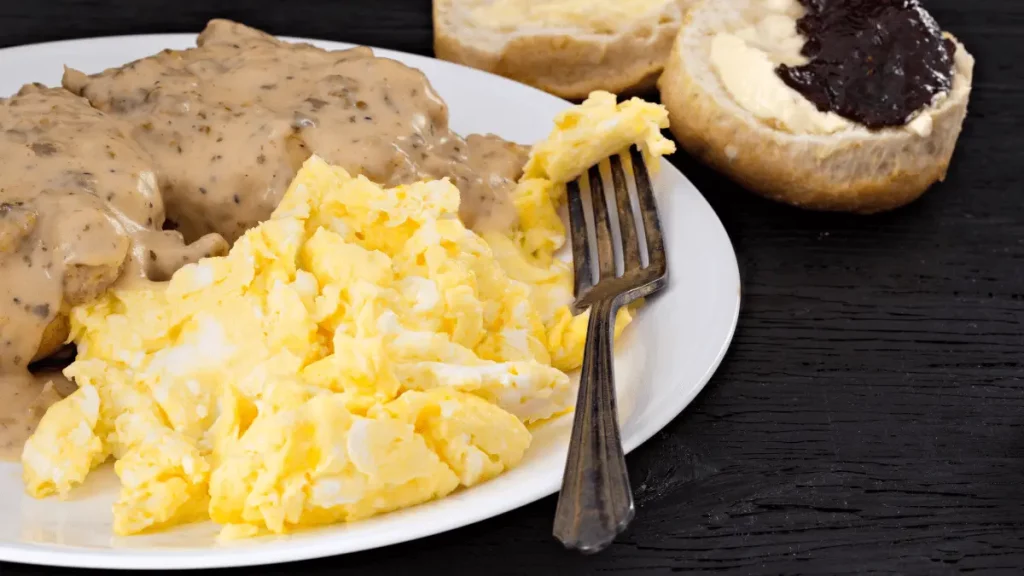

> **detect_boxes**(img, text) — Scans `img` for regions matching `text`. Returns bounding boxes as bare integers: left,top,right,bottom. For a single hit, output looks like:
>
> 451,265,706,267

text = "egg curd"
22,91,675,538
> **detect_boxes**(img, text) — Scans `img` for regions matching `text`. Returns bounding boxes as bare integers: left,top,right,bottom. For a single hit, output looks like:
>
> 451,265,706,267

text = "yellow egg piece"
524,90,676,184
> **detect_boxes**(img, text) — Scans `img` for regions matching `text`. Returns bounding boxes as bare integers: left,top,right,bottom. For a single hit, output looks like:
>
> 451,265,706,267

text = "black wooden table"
2,1,1023,574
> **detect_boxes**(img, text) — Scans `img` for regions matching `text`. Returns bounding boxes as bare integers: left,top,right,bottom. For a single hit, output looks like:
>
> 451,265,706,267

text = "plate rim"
0,32,741,570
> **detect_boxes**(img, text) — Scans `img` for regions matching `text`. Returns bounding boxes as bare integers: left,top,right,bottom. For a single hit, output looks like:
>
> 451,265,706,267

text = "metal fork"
553,146,668,553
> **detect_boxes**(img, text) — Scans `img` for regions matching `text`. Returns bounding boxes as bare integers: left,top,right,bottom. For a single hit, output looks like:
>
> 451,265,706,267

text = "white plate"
0,34,740,570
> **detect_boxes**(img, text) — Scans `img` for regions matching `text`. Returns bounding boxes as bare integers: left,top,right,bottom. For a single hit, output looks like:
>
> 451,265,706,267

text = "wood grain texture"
3,0,1024,574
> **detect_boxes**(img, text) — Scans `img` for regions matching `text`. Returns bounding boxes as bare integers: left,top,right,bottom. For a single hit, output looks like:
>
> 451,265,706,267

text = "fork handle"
553,297,634,553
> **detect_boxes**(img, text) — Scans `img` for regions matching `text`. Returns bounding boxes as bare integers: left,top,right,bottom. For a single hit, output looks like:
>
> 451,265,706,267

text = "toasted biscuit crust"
434,0,688,99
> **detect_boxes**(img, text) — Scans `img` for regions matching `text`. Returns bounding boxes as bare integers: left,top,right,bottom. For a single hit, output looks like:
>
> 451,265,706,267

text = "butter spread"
467,0,674,34
711,31,853,135
709,0,952,135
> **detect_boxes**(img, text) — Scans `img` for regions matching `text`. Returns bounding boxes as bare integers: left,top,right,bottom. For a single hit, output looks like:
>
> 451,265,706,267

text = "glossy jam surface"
777,0,956,129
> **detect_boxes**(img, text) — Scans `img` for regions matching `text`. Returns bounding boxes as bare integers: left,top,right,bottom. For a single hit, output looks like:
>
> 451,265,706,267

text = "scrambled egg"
493,90,676,369
22,90,675,538
523,90,676,184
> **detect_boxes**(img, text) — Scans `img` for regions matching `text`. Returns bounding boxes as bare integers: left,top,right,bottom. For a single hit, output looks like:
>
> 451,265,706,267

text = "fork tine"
629,147,666,274
566,179,593,300
588,164,616,280
610,155,642,273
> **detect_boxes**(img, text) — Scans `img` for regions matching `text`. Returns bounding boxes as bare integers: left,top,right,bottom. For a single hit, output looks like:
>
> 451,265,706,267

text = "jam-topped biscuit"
658,0,974,213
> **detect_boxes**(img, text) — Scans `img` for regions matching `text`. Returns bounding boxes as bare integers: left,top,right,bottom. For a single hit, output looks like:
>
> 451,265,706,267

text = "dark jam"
776,0,956,129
